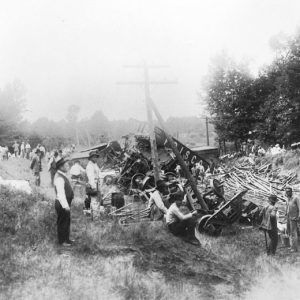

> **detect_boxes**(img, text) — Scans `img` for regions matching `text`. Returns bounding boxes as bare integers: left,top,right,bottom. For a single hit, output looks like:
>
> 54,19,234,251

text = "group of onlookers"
220,142,291,162
51,150,124,246
12,141,33,159
260,186,300,255
0,141,43,160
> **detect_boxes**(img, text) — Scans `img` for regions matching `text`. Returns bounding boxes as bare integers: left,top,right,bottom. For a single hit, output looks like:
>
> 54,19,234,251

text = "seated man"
166,193,198,237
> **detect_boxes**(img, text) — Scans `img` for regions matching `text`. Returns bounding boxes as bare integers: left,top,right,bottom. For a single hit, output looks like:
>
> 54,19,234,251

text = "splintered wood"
221,159,298,207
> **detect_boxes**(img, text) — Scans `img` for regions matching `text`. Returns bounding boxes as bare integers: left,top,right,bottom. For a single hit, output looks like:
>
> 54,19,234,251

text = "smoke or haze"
0,0,299,121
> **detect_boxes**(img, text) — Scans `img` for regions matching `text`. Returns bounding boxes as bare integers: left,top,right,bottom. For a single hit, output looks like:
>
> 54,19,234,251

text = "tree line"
0,86,211,150
203,30,300,150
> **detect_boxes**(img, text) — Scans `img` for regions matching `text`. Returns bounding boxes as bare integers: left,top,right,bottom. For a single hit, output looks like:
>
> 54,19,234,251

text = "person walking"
54,158,74,246
286,186,300,252
259,194,278,255
30,149,42,186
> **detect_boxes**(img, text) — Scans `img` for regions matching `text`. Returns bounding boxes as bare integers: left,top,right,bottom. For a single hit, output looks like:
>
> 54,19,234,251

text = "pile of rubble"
220,158,298,208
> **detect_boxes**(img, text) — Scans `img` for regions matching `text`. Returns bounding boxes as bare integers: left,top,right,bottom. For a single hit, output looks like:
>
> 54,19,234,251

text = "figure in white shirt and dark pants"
85,151,102,215
54,158,74,246
166,193,198,237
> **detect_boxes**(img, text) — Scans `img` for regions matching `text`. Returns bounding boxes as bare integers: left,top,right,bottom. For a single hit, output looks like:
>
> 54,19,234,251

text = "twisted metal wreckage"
71,96,298,236
70,124,299,237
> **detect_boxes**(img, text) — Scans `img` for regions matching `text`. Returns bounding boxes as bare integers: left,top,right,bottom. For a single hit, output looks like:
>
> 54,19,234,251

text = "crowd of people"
0,141,46,161
220,142,289,162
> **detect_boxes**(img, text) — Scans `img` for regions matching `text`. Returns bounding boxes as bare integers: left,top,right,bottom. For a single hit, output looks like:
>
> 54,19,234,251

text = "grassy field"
0,158,300,299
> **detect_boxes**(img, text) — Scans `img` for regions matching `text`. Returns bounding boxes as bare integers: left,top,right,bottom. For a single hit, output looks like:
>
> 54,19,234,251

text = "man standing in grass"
86,151,103,217
48,151,58,187
54,157,74,247
30,148,42,186
20,142,25,158
286,186,300,252
25,141,31,159
13,141,19,158
259,194,278,255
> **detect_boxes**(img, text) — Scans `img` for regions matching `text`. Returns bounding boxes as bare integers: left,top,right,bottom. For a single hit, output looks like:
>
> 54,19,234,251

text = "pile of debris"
220,159,298,208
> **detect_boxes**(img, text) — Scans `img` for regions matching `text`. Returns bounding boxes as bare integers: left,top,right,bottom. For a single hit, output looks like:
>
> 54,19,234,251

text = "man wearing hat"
259,194,278,255
30,148,42,186
85,151,102,216
286,186,300,252
54,158,74,246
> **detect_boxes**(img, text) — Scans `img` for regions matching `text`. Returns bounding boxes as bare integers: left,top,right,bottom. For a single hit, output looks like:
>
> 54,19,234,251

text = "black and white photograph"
1,1,300,299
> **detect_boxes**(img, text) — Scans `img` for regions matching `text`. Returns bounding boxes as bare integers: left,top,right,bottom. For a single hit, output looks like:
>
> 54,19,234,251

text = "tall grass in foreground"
0,186,206,299
1,179,300,299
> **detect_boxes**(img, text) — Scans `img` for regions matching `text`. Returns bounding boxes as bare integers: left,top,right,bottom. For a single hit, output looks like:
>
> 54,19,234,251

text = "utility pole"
148,97,208,211
206,116,210,146
117,62,177,183
143,64,160,182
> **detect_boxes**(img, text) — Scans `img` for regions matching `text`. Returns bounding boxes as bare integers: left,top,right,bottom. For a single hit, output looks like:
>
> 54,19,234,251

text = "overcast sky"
0,0,300,122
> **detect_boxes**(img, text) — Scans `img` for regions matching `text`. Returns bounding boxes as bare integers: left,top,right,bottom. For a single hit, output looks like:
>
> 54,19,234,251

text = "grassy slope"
0,157,300,300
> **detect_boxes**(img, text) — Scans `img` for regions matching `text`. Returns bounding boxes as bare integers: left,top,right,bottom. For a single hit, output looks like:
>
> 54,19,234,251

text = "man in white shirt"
54,158,74,246
39,145,46,159
148,180,169,215
166,193,198,237
70,160,85,181
85,151,103,216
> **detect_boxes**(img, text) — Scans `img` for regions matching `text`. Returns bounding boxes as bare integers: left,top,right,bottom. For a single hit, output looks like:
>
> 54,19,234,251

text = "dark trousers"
34,172,40,186
50,170,56,186
267,228,278,255
168,217,197,237
84,196,91,209
287,218,298,251
55,200,70,244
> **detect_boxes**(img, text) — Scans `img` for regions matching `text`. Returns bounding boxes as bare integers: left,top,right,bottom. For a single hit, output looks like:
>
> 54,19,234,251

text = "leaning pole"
148,97,208,211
